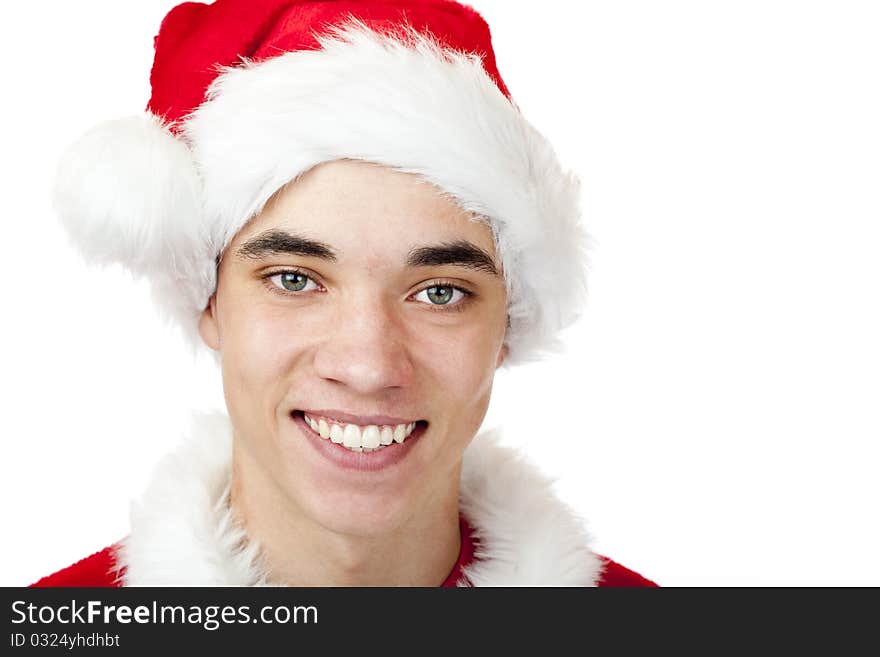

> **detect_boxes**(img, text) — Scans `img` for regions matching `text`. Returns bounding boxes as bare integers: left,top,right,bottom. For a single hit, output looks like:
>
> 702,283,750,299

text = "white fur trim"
52,113,200,274
119,411,602,587
54,20,591,367
184,20,592,367
459,432,604,586
51,113,215,351
118,412,268,586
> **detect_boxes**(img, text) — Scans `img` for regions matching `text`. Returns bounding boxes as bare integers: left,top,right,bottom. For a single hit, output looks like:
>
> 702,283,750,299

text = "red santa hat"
52,0,591,367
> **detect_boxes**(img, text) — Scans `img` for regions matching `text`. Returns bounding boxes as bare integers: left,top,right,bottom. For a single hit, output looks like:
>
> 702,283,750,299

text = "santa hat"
52,0,591,368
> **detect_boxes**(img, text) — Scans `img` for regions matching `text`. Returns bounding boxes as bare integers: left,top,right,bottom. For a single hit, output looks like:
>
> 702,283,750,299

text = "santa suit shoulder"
32,412,657,587
31,546,656,587
32,545,123,587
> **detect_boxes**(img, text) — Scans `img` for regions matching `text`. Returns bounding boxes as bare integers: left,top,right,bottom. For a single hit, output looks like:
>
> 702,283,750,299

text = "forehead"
230,159,499,264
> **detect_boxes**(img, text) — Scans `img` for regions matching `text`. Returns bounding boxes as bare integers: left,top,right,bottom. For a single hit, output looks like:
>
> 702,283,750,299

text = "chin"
301,487,415,538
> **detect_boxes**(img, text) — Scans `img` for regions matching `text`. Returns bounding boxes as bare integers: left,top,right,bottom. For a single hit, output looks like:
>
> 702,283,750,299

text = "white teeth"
393,424,406,443
342,424,362,451
303,413,419,452
362,425,381,449
329,423,344,444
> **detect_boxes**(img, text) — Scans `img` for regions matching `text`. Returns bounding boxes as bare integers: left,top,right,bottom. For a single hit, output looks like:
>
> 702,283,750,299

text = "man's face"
199,159,508,537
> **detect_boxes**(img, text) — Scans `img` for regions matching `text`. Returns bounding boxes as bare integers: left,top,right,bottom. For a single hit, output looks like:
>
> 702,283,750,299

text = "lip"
299,408,423,426
291,410,427,472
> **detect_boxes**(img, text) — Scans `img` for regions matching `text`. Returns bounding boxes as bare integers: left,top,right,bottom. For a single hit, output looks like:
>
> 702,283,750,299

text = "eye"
413,283,471,309
267,270,320,293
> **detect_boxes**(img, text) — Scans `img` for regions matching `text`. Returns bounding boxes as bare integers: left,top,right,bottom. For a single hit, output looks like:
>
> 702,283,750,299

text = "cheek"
421,320,500,416
439,302,505,375
218,300,304,412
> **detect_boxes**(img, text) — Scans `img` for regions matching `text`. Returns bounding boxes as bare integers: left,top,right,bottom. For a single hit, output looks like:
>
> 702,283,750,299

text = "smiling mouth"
292,410,427,453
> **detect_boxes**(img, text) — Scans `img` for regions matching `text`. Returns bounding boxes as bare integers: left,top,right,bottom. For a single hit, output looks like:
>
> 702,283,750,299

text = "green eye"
425,285,454,305
414,283,470,310
267,270,318,294
279,272,309,292
265,271,471,313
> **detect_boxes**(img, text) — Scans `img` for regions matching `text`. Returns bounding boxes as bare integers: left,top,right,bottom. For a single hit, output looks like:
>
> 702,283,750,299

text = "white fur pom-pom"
51,112,204,277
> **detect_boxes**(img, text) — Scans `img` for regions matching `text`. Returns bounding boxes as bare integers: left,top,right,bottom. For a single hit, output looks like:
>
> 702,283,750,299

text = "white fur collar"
118,411,603,586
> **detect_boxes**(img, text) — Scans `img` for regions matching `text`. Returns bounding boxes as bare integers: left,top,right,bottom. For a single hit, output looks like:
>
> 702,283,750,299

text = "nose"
312,294,415,394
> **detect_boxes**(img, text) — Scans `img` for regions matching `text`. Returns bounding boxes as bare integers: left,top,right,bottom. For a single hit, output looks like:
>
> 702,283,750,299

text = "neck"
229,442,463,586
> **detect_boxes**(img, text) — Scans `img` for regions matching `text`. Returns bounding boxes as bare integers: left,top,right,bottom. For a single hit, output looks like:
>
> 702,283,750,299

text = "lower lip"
291,411,427,472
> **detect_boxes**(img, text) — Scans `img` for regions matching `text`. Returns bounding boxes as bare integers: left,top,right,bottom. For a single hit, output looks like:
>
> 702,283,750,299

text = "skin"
198,158,509,586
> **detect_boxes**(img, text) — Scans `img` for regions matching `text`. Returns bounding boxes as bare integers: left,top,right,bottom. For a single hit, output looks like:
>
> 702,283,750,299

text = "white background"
1,1,877,587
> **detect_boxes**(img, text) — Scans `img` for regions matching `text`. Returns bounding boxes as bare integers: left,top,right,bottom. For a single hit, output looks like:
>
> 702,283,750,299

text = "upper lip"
298,409,423,426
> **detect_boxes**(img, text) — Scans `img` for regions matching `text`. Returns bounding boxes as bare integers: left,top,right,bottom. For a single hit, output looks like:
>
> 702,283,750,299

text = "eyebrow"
234,229,501,277
235,229,337,262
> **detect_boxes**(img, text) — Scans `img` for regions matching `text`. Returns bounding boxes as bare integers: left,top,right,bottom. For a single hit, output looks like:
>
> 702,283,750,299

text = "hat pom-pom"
51,112,203,277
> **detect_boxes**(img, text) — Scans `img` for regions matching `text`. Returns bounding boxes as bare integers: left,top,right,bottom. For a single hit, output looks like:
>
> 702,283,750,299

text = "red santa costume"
38,0,657,587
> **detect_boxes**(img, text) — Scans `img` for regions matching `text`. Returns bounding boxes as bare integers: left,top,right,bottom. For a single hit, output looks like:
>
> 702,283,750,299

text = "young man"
36,0,656,587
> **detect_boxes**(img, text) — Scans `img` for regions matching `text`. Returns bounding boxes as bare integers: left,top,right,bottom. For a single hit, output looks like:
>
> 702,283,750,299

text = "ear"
495,313,510,368
198,295,220,351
